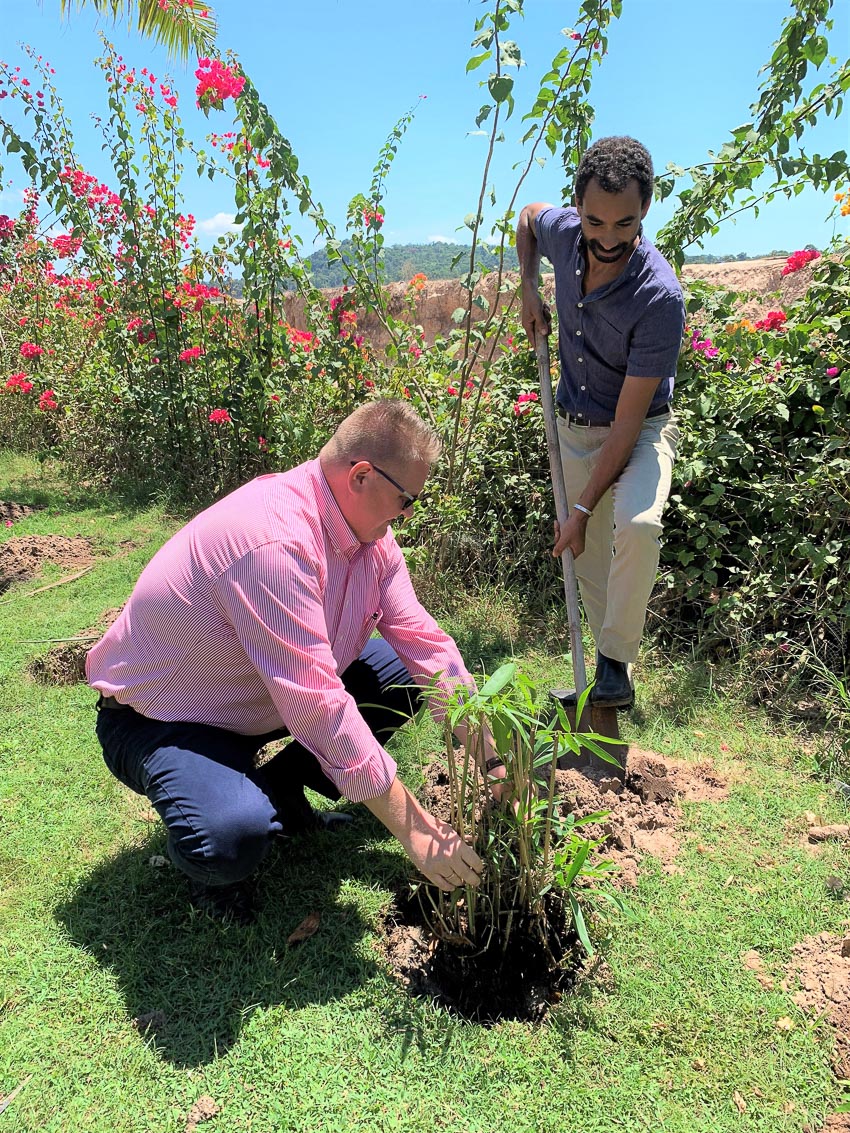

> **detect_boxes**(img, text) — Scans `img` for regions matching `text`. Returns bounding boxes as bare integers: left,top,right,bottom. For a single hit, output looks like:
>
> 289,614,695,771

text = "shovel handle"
534,331,588,695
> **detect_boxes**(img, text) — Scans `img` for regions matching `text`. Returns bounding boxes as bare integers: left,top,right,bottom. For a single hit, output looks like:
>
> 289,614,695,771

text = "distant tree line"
222,243,795,295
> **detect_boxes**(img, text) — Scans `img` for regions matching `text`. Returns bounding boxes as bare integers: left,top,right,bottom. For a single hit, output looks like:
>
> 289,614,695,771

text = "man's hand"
553,510,589,559
402,812,484,891
521,289,551,346
363,774,483,892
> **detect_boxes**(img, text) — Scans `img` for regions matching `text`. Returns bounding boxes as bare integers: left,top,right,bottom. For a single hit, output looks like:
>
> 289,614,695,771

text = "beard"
586,238,629,264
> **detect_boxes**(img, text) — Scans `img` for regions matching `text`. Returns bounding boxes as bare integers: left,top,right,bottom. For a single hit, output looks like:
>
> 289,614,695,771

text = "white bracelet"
573,503,593,518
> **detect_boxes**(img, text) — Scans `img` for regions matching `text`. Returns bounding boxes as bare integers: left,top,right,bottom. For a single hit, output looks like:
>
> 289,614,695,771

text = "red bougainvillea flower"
5,371,34,393
781,248,820,276
363,208,384,228
208,408,231,424
754,310,787,332
179,346,204,362
258,436,268,451
51,232,83,259
38,389,58,410
195,57,245,109
0,215,15,239
126,317,143,332
20,342,45,359
513,391,539,416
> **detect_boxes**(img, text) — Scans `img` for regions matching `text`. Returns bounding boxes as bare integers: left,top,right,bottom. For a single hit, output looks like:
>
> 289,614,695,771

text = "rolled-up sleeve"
375,539,475,716
212,543,397,803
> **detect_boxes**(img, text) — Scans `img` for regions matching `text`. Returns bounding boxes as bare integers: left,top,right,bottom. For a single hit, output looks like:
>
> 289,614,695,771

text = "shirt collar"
310,459,362,562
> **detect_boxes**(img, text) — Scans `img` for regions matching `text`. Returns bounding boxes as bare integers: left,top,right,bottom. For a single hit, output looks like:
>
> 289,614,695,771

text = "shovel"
534,330,625,775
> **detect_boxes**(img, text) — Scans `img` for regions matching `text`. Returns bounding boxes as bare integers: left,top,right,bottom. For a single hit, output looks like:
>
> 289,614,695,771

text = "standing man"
517,136,684,707
88,399,505,923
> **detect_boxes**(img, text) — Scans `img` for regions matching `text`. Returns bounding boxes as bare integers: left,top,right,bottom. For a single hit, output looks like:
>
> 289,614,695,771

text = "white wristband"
573,503,593,518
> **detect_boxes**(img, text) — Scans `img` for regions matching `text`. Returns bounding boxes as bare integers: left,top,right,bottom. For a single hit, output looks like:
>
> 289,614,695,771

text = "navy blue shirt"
536,207,685,422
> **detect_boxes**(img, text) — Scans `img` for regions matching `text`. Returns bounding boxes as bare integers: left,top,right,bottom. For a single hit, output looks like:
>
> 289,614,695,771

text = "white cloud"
428,235,452,244
197,212,242,237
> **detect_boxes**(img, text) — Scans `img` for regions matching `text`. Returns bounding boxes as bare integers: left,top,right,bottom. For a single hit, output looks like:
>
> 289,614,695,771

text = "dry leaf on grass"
741,949,775,989
733,1090,747,1113
287,911,320,945
776,1016,795,1032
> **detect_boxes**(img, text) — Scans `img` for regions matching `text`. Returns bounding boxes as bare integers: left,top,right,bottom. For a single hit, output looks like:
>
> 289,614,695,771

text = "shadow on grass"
54,818,407,1068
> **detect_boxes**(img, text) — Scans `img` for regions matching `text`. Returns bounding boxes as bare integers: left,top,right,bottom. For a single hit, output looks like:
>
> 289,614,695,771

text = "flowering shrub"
782,248,821,275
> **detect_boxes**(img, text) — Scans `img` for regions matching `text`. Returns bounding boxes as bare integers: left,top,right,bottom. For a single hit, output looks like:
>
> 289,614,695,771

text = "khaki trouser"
557,411,680,665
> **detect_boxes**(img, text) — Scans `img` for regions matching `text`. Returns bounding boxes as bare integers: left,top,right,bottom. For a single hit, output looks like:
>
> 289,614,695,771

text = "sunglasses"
350,460,420,509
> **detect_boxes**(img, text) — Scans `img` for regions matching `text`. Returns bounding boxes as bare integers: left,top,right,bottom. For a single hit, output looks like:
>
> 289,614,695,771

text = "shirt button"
577,412,583,417
580,385,586,390
577,302,584,308
575,269,581,275
576,330,582,336
577,356,584,362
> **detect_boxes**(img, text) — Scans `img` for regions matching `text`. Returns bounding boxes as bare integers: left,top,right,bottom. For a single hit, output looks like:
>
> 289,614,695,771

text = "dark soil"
0,534,96,595
26,607,123,685
380,888,579,1024
377,747,730,1020
0,500,44,524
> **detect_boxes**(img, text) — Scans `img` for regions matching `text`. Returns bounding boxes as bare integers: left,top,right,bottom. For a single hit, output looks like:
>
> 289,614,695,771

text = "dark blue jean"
95,638,422,887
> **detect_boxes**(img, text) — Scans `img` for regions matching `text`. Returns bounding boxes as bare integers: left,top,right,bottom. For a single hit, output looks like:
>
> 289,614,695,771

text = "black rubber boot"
592,652,634,708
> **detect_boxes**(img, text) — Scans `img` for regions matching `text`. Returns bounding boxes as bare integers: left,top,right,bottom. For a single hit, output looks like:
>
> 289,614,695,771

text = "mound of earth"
377,747,728,1020
0,500,44,524
27,607,123,686
0,534,95,595
788,932,850,1133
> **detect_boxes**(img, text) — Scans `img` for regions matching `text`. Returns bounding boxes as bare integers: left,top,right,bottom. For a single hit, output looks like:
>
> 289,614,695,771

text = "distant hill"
224,243,792,295
302,241,520,288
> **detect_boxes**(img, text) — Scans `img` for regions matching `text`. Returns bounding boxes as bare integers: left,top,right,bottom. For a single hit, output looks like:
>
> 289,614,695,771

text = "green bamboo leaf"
478,662,517,699
569,894,593,956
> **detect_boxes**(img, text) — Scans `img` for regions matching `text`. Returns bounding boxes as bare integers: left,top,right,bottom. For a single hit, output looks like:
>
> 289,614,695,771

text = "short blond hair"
322,399,441,467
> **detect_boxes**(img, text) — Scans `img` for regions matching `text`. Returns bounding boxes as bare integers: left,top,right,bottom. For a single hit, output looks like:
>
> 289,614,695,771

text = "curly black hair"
575,136,654,205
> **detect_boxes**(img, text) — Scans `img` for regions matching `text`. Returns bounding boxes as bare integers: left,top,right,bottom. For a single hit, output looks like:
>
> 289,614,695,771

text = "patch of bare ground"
556,748,730,888
0,501,44,524
26,607,123,685
376,748,729,1020
0,534,96,595
789,932,850,1133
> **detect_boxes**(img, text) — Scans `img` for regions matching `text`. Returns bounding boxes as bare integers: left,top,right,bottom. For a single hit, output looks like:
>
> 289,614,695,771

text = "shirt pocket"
592,312,629,371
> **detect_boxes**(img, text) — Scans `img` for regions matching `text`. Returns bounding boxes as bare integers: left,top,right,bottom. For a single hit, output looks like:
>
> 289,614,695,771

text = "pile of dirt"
26,607,123,686
554,749,729,888
789,931,850,1081
0,500,44,524
0,534,95,595
378,748,729,1020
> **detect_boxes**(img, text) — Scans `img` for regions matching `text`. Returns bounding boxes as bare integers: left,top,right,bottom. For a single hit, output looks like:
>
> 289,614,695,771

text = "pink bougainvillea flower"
826,366,839,377
38,389,58,410
208,408,231,424
179,346,203,362
20,342,45,359
195,57,245,109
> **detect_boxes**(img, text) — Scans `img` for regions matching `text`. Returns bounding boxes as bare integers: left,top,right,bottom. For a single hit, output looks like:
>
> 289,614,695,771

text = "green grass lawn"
1,453,848,1132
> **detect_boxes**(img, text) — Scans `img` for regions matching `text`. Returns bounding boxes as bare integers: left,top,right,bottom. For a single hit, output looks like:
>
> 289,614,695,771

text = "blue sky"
2,0,848,258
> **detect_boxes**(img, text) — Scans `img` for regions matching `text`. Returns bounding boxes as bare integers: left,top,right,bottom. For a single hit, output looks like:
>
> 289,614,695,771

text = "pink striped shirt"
86,458,472,802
